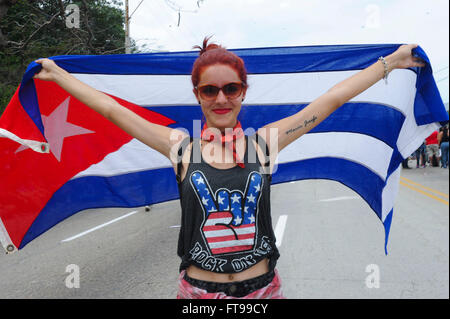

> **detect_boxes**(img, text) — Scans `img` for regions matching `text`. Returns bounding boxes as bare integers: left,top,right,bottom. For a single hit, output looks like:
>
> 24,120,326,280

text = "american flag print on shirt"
190,170,263,255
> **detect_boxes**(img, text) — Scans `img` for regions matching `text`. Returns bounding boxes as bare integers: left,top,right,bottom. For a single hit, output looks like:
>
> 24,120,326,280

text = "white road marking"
319,196,359,202
274,215,288,248
61,210,139,243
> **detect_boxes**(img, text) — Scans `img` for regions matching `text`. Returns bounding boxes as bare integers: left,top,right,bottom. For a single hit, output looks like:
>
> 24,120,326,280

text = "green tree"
0,0,134,116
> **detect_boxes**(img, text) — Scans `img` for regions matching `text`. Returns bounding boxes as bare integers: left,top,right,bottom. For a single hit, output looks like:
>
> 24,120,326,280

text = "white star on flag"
15,97,94,161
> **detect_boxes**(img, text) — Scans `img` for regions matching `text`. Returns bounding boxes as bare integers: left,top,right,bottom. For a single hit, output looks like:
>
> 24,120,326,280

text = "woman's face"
194,64,246,131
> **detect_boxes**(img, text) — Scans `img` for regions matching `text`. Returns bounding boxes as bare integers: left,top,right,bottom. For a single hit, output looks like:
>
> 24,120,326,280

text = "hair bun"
191,36,247,89
193,36,221,56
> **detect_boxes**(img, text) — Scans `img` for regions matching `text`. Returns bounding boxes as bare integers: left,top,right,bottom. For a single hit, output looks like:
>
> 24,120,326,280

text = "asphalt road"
1,162,448,299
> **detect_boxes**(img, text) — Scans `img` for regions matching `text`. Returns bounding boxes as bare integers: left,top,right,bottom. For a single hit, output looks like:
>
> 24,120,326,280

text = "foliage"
0,0,132,115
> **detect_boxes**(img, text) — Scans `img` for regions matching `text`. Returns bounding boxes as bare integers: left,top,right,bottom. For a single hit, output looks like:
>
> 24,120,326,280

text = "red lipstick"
212,108,231,114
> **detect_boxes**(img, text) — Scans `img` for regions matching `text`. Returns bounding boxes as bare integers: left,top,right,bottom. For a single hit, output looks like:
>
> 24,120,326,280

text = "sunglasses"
196,82,245,101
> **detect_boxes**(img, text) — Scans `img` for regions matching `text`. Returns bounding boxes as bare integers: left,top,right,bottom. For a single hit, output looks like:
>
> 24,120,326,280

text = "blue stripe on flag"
148,102,405,149
383,209,394,255
272,158,384,219
22,156,386,249
32,44,403,75
20,167,179,249
411,46,449,125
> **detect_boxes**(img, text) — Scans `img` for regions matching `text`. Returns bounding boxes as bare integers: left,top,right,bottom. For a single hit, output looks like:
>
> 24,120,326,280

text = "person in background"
415,141,427,168
425,130,440,167
438,125,449,169
402,157,411,169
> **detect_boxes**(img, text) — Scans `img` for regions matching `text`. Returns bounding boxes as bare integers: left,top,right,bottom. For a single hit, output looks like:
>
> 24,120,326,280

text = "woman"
33,38,425,299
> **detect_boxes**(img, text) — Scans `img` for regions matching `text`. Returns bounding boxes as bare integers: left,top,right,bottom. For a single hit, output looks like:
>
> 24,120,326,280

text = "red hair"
191,36,248,88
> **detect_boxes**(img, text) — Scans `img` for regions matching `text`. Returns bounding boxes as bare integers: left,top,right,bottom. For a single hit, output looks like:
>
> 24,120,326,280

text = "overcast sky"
127,0,449,104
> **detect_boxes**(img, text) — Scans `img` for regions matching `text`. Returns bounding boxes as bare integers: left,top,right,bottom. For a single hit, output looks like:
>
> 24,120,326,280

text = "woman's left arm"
259,44,426,153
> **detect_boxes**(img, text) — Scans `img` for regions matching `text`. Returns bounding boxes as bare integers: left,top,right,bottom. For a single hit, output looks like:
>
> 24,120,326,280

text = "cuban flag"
0,44,448,254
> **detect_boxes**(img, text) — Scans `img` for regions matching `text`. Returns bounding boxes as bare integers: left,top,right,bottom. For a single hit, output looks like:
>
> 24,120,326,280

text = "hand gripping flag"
0,44,448,254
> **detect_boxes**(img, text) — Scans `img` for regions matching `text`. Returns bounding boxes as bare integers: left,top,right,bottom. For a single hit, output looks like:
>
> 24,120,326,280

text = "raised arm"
258,44,426,154
33,58,188,164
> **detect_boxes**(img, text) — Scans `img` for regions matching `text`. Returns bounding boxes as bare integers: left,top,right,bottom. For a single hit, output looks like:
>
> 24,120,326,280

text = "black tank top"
176,134,280,273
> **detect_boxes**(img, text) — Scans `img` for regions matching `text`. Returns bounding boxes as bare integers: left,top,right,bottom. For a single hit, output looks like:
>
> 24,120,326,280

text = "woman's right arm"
33,58,188,164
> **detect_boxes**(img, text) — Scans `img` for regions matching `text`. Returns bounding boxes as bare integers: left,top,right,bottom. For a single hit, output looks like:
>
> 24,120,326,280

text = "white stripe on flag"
71,138,171,179
278,132,393,180
73,69,416,111
73,132,393,180
381,166,401,222
274,215,288,248
395,88,440,158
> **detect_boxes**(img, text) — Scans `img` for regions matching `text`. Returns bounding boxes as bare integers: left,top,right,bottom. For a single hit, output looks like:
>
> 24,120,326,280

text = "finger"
216,189,230,211
229,191,243,226
415,59,426,65
34,59,44,79
413,57,426,67
242,172,263,224
33,66,43,78
33,69,44,78
190,171,217,214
